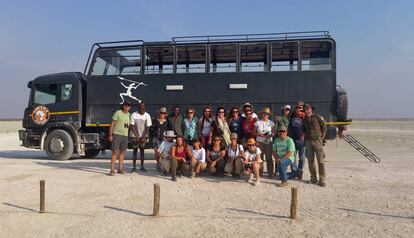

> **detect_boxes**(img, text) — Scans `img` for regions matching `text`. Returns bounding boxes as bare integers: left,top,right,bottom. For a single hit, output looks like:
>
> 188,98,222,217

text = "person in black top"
151,107,169,171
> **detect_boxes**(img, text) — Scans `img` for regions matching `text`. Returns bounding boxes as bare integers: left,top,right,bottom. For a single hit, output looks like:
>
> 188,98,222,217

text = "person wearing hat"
130,102,152,172
255,107,276,178
224,133,245,176
151,107,169,171
288,102,306,179
272,125,297,187
275,105,291,133
243,138,263,186
302,103,327,187
158,130,177,176
108,101,132,176
241,108,258,145
241,102,258,119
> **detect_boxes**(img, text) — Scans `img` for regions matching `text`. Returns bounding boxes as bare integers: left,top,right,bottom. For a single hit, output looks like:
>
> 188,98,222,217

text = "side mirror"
27,81,33,88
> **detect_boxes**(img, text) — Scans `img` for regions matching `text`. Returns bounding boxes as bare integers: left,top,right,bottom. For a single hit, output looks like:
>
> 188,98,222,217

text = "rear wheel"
44,129,74,160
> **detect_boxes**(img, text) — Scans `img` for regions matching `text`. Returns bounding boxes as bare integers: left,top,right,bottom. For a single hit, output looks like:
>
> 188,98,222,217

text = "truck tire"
81,149,100,159
336,88,348,121
44,129,74,160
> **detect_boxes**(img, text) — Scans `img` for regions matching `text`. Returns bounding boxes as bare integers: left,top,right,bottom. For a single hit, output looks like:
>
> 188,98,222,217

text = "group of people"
108,100,328,187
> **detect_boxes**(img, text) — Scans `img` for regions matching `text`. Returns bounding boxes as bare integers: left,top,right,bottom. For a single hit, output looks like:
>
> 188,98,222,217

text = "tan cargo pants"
305,138,326,183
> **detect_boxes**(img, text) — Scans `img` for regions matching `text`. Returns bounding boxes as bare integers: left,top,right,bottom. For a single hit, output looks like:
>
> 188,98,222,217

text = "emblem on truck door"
117,76,147,104
32,106,50,125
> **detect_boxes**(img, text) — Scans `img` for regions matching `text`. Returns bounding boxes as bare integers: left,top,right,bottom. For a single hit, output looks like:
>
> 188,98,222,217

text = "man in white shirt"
159,130,176,176
130,102,152,172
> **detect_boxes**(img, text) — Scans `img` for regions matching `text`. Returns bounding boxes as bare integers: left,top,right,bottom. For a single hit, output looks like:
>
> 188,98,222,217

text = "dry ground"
0,121,413,237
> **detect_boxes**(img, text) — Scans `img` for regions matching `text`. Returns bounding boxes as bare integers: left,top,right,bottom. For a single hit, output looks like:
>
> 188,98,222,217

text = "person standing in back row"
108,101,131,176
167,105,183,136
302,104,327,187
130,102,152,172
288,102,306,180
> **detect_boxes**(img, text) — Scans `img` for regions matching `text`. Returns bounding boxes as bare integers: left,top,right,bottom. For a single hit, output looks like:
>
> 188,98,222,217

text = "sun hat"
159,107,167,113
163,130,176,138
282,105,291,111
246,138,256,146
260,107,271,114
278,125,288,132
230,133,238,139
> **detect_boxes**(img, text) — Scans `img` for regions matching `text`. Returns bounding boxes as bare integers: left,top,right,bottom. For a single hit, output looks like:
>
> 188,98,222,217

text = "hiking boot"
298,170,303,180
172,176,177,181
109,170,115,176
277,181,288,187
309,178,318,184
319,181,327,187
131,167,137,173
140,166,147,172
117,169,124,174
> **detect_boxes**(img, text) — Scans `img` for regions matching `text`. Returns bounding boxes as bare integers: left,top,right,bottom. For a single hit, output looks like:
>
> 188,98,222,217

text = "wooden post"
40,180,45,213
153,183,160,216
290,187,297,219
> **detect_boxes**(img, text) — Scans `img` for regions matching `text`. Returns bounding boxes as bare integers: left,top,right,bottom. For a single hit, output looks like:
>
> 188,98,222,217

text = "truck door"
27,76,82,129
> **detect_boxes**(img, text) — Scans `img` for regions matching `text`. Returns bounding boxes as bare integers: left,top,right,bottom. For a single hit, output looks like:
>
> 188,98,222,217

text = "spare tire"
336,88,348,121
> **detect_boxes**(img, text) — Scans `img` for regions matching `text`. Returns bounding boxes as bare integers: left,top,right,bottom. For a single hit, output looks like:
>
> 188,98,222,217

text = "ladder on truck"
343,135,381,163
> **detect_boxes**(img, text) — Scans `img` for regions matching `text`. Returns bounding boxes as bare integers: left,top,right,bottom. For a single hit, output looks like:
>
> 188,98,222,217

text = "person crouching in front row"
206,135,226,176
185,139,207,178
243,138,263,186
225,133,245,177
159,130,176,176
272,126,297,187
171,135,189,181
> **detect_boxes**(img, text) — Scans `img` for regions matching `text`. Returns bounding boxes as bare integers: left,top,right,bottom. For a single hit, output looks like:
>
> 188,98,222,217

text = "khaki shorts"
112,134,128,152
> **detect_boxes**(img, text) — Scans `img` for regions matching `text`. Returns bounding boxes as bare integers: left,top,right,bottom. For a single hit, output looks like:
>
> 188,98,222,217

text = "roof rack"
172,31,330,44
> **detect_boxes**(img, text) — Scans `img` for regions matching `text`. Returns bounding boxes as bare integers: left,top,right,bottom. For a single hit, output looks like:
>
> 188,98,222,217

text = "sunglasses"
247,144,255,147
232,111,239,113
218,111,225,114
160,112,167,114
187,111,194,114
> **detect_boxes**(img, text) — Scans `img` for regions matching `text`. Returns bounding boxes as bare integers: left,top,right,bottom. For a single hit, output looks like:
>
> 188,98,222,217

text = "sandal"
109,170,115,176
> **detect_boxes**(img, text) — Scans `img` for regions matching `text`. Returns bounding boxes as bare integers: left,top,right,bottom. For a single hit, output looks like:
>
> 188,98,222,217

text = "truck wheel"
336,88,348,121
44,129,74,160
81,149,100,159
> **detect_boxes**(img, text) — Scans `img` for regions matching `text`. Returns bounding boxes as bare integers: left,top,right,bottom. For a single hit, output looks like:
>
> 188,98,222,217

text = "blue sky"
1,0,413,118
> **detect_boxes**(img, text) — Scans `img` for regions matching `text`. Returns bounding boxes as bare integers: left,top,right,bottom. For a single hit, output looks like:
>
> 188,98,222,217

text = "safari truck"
19,31,350,160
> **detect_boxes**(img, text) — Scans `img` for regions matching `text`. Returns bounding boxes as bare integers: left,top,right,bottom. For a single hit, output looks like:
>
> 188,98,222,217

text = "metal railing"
172,31,331,44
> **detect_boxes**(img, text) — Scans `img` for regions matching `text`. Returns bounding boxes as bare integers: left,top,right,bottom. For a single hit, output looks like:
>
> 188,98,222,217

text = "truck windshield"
90,47,141,76
33,84,58,105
